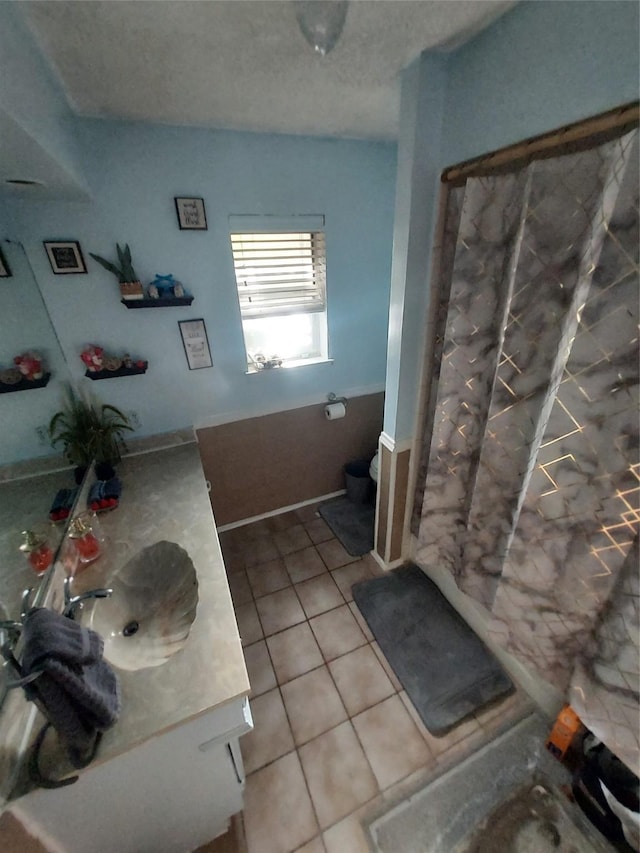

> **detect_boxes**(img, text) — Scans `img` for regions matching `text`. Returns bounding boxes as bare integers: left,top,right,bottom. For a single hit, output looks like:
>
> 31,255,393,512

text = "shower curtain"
413,128,639,771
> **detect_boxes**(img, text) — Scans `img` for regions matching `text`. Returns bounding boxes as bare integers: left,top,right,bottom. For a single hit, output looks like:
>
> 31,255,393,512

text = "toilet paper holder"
327,392,347,406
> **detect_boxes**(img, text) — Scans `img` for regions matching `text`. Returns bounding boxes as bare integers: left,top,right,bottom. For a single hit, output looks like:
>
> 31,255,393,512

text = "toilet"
369,451,379,484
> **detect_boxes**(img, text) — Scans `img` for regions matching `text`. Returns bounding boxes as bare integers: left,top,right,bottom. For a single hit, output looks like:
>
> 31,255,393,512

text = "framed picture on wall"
175,197,208,230
179,318,213,370
44,241,87,274
0,247,11,278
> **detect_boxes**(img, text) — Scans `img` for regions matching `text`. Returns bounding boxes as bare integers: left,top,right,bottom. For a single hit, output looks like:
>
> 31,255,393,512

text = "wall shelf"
121,296,194,309
0,373,51,394
85,364,148,381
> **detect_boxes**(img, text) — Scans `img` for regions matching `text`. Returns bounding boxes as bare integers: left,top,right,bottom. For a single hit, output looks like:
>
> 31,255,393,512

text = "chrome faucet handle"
21,587,35,621
62,587,113,620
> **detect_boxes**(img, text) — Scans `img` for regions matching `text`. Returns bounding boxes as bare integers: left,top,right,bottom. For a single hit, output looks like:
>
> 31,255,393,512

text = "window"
230,230,328,371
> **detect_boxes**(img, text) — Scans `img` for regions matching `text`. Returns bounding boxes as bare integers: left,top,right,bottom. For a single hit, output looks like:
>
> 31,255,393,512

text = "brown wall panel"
197,393,383,526
389,448,411,562
376,443,391,558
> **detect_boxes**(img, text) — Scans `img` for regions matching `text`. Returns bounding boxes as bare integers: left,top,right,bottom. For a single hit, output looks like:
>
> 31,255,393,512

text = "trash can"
344,459,372,504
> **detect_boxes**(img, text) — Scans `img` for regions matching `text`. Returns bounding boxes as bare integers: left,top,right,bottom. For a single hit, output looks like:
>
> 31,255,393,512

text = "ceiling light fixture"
295,1,349,56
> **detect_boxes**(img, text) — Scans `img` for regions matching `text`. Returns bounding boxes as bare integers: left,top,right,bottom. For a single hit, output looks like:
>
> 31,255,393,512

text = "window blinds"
230,232,326,319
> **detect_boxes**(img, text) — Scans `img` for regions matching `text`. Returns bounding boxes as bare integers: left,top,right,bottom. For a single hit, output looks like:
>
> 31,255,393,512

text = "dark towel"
22,608,121,768
87,477,122,509
22,607,103,669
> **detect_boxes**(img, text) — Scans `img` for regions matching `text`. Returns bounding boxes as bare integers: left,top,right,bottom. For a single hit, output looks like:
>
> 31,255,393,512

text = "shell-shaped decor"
90,541,198,671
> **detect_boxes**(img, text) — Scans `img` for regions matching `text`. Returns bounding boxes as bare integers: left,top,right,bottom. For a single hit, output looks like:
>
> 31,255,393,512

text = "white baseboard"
217,490,346,532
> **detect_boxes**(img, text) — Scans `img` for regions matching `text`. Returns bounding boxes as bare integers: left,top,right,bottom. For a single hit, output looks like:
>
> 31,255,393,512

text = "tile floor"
217,505,533,853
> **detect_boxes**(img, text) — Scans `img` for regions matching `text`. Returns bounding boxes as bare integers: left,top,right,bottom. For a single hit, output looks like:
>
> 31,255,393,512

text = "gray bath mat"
352,564,513,734
318,496,375,557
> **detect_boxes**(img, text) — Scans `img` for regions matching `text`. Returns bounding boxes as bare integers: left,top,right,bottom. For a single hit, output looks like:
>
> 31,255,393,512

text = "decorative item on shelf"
89,243,143,300
19,529,54,575
80,345,148,380
123,274,193,309
80,344,104,373
252,353,282,370
0,355,51,393
14,351,44,381
48,384,134,482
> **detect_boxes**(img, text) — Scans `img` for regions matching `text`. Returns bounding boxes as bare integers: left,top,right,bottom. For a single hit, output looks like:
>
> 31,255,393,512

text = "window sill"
245,357,334,375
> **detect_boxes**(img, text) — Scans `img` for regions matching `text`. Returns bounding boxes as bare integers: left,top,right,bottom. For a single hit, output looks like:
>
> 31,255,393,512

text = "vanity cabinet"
14,697,252,853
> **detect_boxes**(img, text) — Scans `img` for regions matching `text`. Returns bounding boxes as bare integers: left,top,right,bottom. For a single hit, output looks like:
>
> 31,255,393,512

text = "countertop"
10,440,250,795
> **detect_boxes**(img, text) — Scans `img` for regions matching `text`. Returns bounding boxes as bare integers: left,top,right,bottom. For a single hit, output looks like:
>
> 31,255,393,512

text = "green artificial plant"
89,243,138,283
49,385,134,471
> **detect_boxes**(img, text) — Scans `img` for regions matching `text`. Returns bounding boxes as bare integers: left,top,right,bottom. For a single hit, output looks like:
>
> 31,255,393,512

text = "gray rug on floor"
318,496,375,556
352,564,513,735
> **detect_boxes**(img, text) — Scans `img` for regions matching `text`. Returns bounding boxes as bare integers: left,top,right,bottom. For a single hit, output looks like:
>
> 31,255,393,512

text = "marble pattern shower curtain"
414,129,639,771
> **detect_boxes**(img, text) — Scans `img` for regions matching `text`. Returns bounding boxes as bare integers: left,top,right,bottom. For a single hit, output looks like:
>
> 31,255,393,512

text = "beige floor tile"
281,666,348,746
370,641,403,691
299,722,378,829
268,510,302,532
295,503,322,524
275,524,313,556
295,837,325,853
244,640,277,698
331,561,375,602
304,518,334,545
243,519,273,539
329,646,395,716
284,547,327,583
247,557,291,598
399,690,483,757
295,574,344,618
435,725,488,769
221,547,246,575
242,533,281,567
240,688,295,774
256,587,306,636
227,570,253,607
359,552,384,576
267,623,324,684
317,539,360,571
352,695,432,790
322,805,378,853
244,752,319,853
310,605,367,661
235,601,263,646
349,602,374,642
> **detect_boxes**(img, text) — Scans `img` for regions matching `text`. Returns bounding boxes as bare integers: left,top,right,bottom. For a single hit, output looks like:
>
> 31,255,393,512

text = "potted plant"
89,243,144,300
49,385,134,482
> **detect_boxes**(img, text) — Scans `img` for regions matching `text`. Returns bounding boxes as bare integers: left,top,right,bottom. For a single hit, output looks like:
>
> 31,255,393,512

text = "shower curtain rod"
442,101,639,186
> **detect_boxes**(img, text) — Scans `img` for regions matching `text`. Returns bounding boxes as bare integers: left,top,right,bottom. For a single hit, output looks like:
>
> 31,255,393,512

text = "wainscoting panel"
197,393,384,526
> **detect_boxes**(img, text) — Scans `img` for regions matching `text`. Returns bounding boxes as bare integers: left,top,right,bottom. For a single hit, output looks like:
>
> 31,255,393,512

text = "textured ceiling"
22,0,515,140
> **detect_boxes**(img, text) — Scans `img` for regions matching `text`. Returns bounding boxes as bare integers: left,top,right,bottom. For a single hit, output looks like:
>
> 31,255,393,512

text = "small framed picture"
175,197,208,231
0,247,11,278
179,318,213,370
44,241,87,274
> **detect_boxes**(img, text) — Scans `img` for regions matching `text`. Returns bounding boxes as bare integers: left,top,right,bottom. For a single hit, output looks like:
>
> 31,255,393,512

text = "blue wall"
384,0,639,442
443,0,639,165
4,120,396,460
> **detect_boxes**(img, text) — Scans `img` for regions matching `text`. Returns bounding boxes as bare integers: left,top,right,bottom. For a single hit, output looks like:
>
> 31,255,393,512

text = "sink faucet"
63,576,113,620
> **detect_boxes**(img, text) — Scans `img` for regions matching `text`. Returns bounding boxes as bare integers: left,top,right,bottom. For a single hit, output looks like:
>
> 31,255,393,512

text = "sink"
89,541,199,671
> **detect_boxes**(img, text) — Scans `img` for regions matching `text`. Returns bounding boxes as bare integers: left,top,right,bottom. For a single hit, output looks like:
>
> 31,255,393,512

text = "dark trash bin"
344,459,372,504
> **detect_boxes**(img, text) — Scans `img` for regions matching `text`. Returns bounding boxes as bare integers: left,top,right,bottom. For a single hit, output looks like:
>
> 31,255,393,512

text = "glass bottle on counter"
19,529,54,575
68,514,102,566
